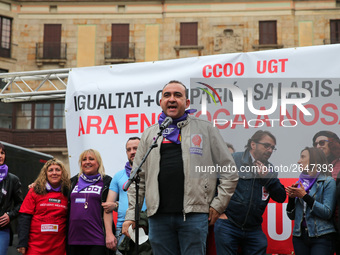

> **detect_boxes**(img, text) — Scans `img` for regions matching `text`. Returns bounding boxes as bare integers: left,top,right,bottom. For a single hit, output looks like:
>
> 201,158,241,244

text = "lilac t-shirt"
68,179,105,245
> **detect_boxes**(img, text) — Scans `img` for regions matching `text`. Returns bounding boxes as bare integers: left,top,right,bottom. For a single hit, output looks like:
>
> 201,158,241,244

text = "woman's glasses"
313,140,329,147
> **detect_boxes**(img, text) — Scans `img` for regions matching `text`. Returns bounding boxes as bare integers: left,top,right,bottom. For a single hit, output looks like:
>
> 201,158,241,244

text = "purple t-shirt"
68,179,105,245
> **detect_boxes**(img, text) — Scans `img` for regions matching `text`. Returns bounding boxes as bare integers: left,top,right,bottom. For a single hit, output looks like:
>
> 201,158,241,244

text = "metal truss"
0,68,70,103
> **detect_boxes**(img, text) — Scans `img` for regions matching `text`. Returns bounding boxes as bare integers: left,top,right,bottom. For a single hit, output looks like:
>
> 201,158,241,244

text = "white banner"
66,44,340,254
66,44,340,177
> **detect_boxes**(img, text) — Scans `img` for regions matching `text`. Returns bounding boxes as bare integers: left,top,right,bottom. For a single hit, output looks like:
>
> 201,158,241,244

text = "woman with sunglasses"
313,131,340,255
286,147,336,255
312,131,340,179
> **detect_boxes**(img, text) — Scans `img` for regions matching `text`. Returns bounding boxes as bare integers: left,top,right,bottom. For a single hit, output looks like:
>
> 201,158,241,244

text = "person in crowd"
17,158,70,255
286,147,336,255
313,130,340,254
0,142,23,255
122,80,239,255
103,137,147,253
214,130,286,255
68,149,115,255
312,130,340,179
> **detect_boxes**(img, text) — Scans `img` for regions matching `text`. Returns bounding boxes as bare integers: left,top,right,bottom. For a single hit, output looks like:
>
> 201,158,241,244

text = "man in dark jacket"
214,130,286,255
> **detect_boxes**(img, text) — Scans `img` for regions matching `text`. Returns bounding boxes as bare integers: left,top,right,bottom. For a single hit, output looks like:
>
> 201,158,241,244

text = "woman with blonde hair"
68,149,114,255
17,158,70,255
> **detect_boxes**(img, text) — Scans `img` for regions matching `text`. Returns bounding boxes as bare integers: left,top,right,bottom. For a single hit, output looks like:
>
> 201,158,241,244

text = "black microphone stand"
124,127,167,255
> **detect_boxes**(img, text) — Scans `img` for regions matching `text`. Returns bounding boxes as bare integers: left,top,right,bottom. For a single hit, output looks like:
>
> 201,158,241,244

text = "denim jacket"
286,174,336,237
225,150,286,229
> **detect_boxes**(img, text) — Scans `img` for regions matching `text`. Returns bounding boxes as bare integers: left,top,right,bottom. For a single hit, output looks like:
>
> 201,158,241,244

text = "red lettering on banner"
126,113,159,133
78,117,85,136
280,106,298,126
255,107,272,127
262,178,296,254
202,62,245,78
86,116,102,134
257,58,288,74
126,114,139,133
78,115,118,136
299,104,319,126
140,113,156,132
102,115,118,134
213,108,231,129
231,115,248,129
321,103,338,125
195,110,212,121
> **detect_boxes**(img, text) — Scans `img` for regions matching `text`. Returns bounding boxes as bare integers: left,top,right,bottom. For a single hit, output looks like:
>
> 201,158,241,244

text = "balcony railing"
36,42,67,66
104,42,135,64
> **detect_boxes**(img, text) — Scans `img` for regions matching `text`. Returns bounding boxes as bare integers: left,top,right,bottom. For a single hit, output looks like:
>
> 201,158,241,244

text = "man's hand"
102,201,118,213
254,160,269,178
0,213,10,227
105,232,118,251
219,213,228,220
208,207,220,226
122,220,135,238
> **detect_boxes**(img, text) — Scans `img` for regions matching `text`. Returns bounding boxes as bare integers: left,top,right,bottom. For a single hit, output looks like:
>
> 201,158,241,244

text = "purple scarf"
45,182,61,192
0,164,8,183
125,161,132,177
77,173,101,192
158,109,197,144
298,171,320,193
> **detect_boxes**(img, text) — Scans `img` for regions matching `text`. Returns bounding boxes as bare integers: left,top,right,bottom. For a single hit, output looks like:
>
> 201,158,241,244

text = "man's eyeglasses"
313,140,329,147
257,142,277,151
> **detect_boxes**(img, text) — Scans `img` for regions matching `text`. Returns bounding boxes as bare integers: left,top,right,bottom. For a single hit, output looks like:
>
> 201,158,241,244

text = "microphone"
159,117,173,131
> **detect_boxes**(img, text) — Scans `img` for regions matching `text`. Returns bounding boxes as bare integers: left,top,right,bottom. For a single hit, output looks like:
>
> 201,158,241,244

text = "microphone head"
160,116,173,130
164,116,173,125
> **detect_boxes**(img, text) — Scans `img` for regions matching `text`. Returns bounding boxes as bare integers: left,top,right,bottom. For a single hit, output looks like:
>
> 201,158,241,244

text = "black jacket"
0,172,24,244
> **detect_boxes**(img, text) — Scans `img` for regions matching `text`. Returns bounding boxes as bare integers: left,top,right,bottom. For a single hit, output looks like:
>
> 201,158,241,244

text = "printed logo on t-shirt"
190,134,203,156
72,185,102,195
262,186,269,201
41,224,59,232
48,198,61,203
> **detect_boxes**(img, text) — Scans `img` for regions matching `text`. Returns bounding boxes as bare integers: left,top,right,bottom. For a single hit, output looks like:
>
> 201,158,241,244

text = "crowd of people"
0,80,339,255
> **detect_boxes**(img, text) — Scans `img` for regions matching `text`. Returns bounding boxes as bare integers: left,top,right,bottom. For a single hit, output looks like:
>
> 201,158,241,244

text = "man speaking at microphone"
122,80,238,255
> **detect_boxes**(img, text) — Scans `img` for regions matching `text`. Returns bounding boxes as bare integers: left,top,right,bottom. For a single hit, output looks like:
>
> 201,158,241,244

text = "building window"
330,20,340,44
15,102,65,130
0,102,12,129
16,104,32,129
0,16,12,58
53,103,65,129
259,21,277,45
0,69,12,129
43,24,61,59
111,24,129,59
35,103,50,129
180,22,198,46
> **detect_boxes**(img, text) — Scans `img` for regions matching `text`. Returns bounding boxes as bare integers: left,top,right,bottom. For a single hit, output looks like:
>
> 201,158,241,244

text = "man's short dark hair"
245,130,276,150
126,137,140,149
162,80,188,99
